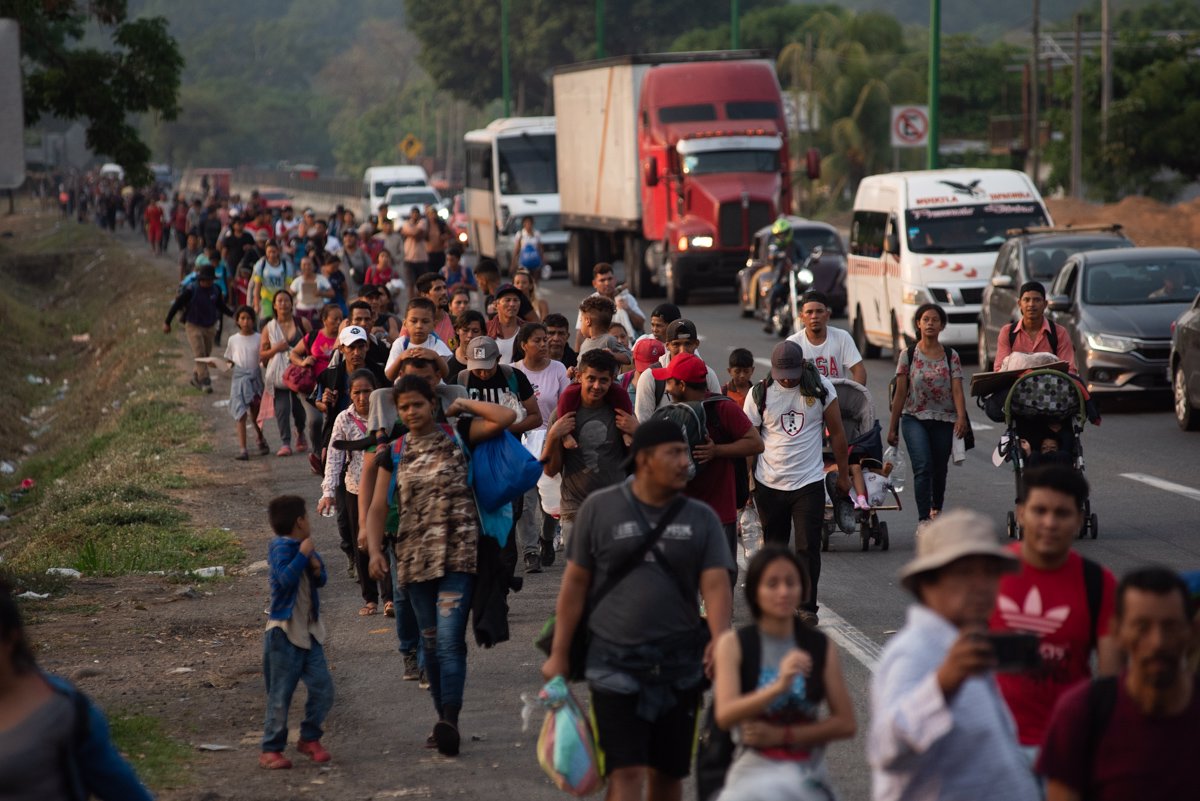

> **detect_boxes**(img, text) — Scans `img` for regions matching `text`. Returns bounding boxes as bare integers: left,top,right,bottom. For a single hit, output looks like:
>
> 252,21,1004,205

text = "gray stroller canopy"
829,378,876,442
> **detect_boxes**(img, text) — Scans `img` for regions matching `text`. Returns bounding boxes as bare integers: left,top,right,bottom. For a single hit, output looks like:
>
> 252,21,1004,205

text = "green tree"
4,0,183,184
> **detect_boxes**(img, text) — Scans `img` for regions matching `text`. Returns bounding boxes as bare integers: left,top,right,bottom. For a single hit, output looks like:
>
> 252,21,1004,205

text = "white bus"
847,169,1052,357
463,117,558,260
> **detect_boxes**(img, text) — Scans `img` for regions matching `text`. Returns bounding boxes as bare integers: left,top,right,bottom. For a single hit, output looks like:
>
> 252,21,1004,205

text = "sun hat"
898,509,1019,593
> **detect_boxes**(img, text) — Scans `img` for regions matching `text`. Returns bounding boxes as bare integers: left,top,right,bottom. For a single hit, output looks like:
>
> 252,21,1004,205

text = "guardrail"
232,169,359,198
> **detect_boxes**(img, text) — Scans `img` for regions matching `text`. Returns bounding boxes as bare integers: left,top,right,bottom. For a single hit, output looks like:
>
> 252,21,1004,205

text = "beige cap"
898,509,1019,593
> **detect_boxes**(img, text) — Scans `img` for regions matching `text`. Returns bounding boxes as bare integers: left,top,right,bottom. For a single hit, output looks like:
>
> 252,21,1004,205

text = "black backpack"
1006,320,1059,355
695,621,829,801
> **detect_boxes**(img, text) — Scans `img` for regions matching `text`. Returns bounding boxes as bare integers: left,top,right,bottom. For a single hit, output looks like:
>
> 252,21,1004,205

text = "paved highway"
535,271,1200,799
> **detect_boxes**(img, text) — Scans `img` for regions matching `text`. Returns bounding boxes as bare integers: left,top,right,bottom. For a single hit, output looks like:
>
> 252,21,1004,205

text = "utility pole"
596,0,606,59
1100,0,1112,146
1071,15,1083,198
501,0,511,116
731,0,740,50
927,0,941,169
1029,0,1040,185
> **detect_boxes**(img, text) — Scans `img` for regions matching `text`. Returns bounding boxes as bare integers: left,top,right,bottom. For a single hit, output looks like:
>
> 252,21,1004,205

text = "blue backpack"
518,233,540,268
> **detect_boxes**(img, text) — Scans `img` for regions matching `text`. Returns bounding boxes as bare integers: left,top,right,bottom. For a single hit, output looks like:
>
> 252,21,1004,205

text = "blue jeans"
388,547,423,669
901,415,955,522
406,571,475,715
261,628,334,752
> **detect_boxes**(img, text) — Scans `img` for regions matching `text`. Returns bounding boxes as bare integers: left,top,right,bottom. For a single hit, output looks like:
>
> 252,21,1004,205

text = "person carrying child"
260,495,335,770
225,306,270,459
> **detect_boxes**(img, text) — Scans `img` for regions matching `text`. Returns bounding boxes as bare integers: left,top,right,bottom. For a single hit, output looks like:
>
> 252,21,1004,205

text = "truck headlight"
1086,332,1136,353
690,235,714,249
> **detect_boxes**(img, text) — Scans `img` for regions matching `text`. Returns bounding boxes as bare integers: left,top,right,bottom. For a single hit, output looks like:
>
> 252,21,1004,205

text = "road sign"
890,105,929,148
399,133,424,160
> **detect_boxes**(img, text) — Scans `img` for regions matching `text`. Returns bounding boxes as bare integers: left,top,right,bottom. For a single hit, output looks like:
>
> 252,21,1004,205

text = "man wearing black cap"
633,319,723,422
744,340,850,624
543,418,733,801
163,264,232,393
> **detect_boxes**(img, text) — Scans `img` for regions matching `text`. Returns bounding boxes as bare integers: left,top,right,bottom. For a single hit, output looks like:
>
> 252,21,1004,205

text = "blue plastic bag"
529,676,604,796
470,429,543,512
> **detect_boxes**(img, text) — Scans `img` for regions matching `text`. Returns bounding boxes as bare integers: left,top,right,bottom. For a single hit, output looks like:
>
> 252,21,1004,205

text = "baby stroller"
989,368,1098,540
821,378,902,552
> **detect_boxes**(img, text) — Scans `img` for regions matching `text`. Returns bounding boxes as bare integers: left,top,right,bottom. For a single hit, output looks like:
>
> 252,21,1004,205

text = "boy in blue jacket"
261,495,335,769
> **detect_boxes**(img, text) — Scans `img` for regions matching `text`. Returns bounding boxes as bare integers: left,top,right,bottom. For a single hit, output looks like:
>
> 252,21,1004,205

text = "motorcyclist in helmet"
763,217,803,333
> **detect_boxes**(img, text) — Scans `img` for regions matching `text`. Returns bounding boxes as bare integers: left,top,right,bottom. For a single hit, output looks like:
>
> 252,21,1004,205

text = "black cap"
665,319,698,342
624,418,689,469
494,282,523,299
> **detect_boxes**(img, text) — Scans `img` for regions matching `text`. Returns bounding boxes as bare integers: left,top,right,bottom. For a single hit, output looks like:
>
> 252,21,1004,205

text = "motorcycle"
766,245,822,337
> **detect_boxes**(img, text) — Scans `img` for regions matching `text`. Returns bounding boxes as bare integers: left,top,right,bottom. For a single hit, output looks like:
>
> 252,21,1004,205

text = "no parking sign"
890,106,929,148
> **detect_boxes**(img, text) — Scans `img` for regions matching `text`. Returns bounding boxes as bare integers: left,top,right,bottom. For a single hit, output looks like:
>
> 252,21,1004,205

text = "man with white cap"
869,509,1037,801
314,326,386,455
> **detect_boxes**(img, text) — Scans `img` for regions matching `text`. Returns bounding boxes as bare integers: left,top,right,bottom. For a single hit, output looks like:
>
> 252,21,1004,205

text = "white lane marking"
818,605,882,673
754,356,772,368
1120,473,1200,502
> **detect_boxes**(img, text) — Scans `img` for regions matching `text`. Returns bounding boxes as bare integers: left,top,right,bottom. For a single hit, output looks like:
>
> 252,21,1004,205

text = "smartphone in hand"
984,632,1041,672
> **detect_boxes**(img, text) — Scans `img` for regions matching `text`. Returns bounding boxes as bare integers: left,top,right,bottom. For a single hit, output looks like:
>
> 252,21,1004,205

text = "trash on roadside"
166,667,194,675
196,743,235,752
170,586,200,600
191,566,225,578
0,515,10,524
0,461,14,475
71,333,91,344
17,591,50,600
243,560,269,575
46,567,82,579
25,374,49,385
20,479,35,491
212,399,230,408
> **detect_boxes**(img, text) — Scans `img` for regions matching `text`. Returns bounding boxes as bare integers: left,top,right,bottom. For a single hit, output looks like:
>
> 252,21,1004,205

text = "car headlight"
457,231,468,243
1086,332,1136,353
797,268,815,285
901,285,933,305
690,235,714,249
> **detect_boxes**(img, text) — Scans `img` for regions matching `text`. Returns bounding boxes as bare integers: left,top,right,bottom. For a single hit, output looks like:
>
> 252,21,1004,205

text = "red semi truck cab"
553,52,790,305
638,60,790,304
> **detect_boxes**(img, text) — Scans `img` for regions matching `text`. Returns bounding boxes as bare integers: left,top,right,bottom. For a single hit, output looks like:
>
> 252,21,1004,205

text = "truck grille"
718,202,773,249
960,287,984,305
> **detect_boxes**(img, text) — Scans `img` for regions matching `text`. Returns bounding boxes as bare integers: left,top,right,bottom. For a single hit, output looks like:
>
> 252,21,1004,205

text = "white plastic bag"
538,472,562,516
738,503,763,568
951,435,966,465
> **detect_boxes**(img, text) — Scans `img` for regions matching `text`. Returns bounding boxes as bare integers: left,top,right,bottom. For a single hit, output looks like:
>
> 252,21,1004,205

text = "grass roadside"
0,215,247,788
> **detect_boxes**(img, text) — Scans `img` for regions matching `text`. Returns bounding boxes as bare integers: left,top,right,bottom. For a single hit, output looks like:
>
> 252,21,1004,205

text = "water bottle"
883,445,907,493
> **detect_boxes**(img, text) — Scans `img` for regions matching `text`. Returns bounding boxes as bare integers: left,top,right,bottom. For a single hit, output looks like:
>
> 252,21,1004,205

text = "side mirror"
884,231,899,256
1047,294,1072,312
991,274,1015,289
643,157,659,188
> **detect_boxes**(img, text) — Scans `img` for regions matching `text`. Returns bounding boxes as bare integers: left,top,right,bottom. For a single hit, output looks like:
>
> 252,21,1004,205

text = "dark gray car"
979,227,1132,366
1047,247,1200,394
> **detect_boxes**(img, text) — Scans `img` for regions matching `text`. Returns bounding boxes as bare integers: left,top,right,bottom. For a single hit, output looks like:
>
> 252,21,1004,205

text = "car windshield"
505,214,562,235
1083,257,1200,305
682,149,779,176
497,134,557,195
386,190,439,208
374,179,424,196
906,203,1049,254
1026,238,1130,280
794,229,844,256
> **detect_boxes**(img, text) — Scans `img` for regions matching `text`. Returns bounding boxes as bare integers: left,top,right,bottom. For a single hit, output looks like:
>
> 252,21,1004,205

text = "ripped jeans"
405,571,475,715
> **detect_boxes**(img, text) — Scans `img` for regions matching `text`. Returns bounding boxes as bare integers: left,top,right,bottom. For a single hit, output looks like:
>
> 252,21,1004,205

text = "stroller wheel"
878,522,889,551
1006,511,1019,540
1089,512,1099,540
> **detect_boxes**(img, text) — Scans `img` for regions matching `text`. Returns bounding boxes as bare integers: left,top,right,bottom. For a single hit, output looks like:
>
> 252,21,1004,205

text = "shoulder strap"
1082,557,1104,652
1007,322,1019,348
752,378,771,428
499,363,518,394
736,625,762,694
654,376,667,407
589,487,687,610
1047,322,1059,354
1083,676,1119,793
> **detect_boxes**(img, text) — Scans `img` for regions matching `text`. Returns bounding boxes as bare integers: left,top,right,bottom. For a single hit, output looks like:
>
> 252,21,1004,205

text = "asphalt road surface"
534,269,1200,800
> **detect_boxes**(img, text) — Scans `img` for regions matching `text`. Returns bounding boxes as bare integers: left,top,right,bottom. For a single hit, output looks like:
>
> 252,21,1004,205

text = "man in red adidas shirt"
989,466,1121,756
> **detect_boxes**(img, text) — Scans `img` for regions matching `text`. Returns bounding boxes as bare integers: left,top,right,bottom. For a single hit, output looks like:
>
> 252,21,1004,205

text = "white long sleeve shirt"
869,604,1038,801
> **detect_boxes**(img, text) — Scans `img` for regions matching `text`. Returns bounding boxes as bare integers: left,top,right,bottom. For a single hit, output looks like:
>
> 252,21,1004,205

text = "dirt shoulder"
6,212,567,800
1046,195,1200,249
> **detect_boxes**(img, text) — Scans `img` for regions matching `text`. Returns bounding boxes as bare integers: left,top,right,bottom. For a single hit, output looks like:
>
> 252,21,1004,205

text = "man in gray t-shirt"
541,349,635,546
543,419,733,795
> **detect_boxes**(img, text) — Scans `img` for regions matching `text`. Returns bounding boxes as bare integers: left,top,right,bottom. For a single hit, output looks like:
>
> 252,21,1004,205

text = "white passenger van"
847,169,1051,357
362,165,430,220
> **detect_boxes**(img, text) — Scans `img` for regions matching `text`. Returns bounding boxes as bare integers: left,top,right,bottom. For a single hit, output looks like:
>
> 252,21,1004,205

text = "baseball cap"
494,283,523,300
624,418,689,469
466,336,500,370
665,319,698,343
632,338,666,372
898,509,1019,593
770,340,806,381
652,352,707,384
338,325,368,347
